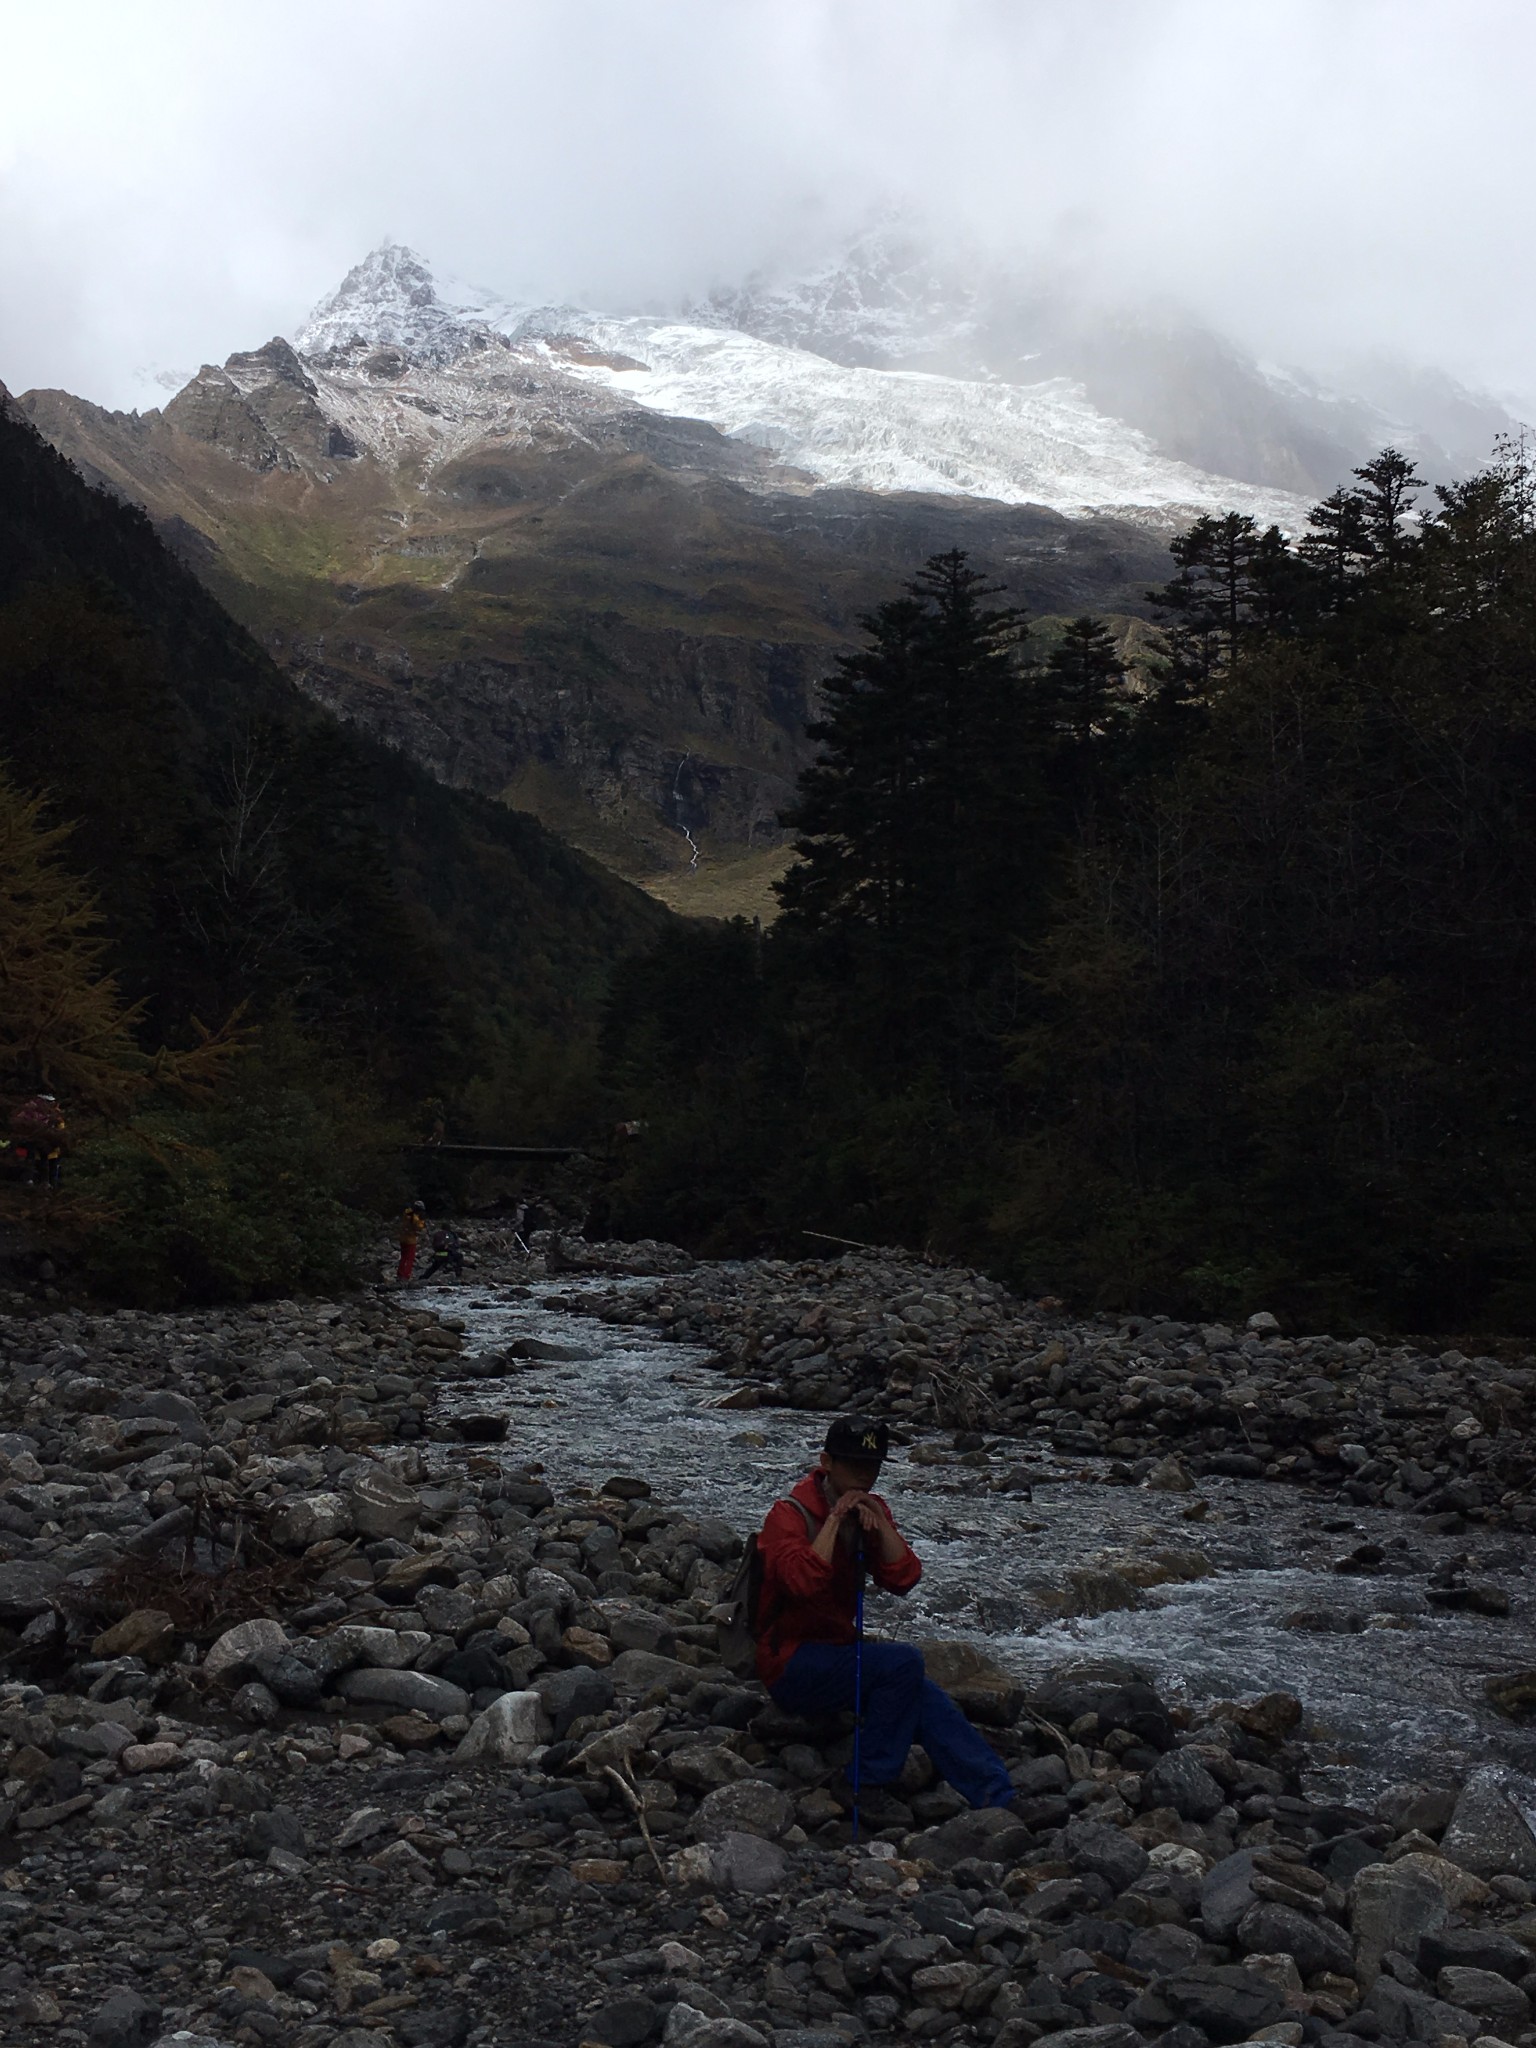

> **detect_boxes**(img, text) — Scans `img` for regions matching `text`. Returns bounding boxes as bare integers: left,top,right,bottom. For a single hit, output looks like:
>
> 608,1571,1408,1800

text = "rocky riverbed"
0,1229,1534,2048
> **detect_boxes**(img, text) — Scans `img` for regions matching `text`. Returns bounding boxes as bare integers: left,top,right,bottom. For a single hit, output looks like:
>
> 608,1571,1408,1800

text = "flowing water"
421,1277,1536,1803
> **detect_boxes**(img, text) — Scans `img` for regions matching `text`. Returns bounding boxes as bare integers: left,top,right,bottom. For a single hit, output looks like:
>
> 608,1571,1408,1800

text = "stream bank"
0,1226,1530,2048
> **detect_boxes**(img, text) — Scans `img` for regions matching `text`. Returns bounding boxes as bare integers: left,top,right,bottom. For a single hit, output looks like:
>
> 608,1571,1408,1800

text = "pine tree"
1352,448,1424,576
1149,511,1266,689
778,550,1031,949
1038,617,1132,747
776,596,933,934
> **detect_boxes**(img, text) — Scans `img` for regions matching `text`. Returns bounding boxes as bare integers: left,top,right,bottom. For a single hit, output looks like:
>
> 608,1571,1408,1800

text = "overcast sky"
2,0,1532,411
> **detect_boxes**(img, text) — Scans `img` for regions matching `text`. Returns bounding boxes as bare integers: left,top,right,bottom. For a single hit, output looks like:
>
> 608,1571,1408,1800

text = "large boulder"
1201,1849,1261,1941
908,1805,1032,1870
204,1618,290,1681
610,1649,697,1694
1440,1766,1536,1878
1063,1817,1150,1894
1236,1901,1353,1980
1435,1967,1531,2029
270,1492,352,1550
347,1467,422,1542
455,1691,542,1765
1143,1747,1225,1821
334,1668,469,1720
535,1665,616,1739
708,1830,789,1895
1351,1858,1450,1987
693,1781,795,1843
0,1559,62,1620
1155,1967,1286,2043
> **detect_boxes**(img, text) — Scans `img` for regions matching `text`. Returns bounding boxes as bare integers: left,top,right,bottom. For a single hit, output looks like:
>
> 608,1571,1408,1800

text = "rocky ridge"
1,1234,1534,2048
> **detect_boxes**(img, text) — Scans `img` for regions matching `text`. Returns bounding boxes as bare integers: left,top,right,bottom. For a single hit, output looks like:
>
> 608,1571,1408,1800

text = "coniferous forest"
598,446,1536,1335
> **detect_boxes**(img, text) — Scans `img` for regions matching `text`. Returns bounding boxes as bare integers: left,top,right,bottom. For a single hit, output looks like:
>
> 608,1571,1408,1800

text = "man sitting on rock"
756,1414,1016,1812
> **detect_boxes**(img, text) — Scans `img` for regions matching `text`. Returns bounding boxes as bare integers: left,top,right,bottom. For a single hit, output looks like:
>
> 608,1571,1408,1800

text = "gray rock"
246,1805,306,1856
1127,1927,1202,1977
335,1806,393,1850
610,1648,699,1693
1157,1966,1287,2042
203,1618,290,1680
1063,1817,1149,1893
1377,1784,1458,1837
455,1690,542,1764
708,1830,790,1894
270,1491,351,1549
230,1681,280,1725
1436,1969,1531,2028
417,1583,478,1636
1440,1766,1536,1877
535,1664,615,1738
0,1558,62,1619
598,1603,678,1659
909,1804,1032,1870
347,1466,421,1542
586,1994,659,2047
663,2005,769,2048
249,1649,326,1708
524,1566,576,1613
1031,2031,1146,2048
1237,1901,1353,1979
1012,1753,1070,1796
1365,1975,1480,2043
1143,1747,1226,1821
668,1743,754,1793
334,1666,470,1719
1420,1927,1533,1980
326,1623,428,1669
694,1780,795,1842
88,1989,162,2048
1351,1860,1450,1988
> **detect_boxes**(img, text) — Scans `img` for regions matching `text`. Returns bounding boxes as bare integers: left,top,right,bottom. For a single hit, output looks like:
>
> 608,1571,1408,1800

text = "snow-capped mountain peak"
295,240,523,365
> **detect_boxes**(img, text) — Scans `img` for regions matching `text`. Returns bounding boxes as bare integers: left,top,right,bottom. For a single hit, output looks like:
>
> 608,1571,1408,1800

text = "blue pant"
771,1640,1013,1809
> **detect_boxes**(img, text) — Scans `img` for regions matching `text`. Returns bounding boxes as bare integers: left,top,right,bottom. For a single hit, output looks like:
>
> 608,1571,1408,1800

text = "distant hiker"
420,1225,464,1282
11,1092,65,1188
397,1200,426,1282
753,1415,1016,1812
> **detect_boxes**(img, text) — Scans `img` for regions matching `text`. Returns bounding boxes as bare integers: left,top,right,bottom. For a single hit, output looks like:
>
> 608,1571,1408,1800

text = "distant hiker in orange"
11,1092,66,1188
397,1200,426,1282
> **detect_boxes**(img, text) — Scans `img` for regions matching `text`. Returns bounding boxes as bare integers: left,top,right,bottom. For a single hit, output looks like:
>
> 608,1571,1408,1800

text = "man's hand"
820,1487,904,1564
830,1489,886,1535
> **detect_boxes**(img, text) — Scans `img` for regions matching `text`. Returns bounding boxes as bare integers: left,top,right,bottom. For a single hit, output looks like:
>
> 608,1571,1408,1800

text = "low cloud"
2,0,1531,409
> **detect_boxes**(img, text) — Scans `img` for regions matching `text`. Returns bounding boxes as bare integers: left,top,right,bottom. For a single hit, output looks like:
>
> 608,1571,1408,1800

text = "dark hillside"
0,384,668,1074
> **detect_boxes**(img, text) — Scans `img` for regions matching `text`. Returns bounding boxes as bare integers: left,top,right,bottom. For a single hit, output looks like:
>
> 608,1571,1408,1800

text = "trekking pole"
851,1529,866,1846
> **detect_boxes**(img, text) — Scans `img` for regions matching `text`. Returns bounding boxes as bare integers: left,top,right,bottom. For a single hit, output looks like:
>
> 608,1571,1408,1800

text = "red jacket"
755,1470,922,1688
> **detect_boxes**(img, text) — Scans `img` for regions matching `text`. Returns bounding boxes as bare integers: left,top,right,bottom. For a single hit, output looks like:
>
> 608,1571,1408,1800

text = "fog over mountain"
2,0,1534,423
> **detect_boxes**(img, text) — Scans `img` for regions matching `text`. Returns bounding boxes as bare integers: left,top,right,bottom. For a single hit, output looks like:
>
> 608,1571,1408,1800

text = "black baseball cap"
824,1415,890,1464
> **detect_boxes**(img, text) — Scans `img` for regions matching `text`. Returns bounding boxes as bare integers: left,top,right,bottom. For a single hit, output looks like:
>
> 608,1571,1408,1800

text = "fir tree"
1038,616,1132,747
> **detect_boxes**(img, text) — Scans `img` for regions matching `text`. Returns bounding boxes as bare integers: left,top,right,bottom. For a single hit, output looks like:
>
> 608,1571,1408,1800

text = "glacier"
291,242,1312,528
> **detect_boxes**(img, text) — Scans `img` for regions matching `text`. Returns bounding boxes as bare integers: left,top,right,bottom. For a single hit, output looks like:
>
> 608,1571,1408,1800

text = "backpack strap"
760,1494,822,1649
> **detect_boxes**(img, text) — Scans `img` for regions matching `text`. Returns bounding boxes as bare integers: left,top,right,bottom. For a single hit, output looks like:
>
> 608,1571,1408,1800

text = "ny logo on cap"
860,1431,880,1452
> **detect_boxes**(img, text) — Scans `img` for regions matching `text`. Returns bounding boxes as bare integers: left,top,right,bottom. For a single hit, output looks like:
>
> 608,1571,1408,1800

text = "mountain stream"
421,1278,1536,1805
